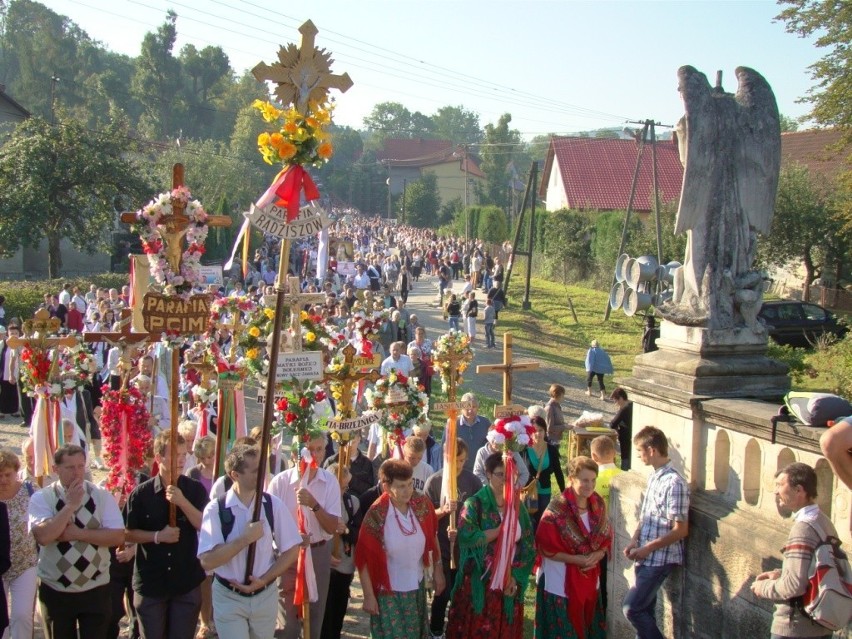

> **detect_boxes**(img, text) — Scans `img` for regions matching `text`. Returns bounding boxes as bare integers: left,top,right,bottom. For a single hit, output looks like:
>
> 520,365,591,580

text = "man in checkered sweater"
28,444,125,639
751,462,838,639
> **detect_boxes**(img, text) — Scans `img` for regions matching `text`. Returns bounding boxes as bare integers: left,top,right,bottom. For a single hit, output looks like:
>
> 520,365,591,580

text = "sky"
39,0,822,139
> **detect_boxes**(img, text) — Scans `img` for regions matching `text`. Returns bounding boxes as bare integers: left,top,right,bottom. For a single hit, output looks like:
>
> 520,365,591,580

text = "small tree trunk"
47,233,62,279
802,258,815,303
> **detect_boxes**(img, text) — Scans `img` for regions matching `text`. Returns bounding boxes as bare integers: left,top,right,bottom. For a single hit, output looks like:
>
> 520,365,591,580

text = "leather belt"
214,574,272,598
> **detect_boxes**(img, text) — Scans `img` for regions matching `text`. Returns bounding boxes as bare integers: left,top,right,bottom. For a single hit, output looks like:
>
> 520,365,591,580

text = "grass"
499,268,646,380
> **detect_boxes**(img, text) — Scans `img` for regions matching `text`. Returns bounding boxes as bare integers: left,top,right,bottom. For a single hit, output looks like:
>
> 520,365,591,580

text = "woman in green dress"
446,452,536,639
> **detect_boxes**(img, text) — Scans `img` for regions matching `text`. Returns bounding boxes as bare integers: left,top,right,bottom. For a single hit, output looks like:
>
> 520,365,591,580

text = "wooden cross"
83,309,156,389
324,343,381,421
7,308,79,353
182,351,218,390
281,276,326,353
252,20,353,113
119,164,232,276
214,312,249,364
476,333,540,406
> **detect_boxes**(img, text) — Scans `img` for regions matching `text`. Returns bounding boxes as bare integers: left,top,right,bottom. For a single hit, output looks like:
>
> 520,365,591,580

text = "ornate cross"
83,308,157,389
182,351,218,390
252,20,353,113
7,308,79,352
280,276,326,353
476,332,540,407
214,313,249,364
119,164,232,276
324,343,381,421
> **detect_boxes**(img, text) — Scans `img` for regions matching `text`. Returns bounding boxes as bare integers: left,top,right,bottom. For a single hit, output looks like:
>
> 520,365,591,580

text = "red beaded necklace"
391,503,418,536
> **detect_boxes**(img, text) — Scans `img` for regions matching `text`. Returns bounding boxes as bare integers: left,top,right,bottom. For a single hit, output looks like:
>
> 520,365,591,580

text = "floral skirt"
371,582,429,639
534,578,606,639
446,573,524,639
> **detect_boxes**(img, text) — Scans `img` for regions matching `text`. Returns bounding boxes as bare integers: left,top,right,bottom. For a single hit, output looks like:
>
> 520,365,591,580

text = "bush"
805,333,852,399
767,339,814,385
0,273,128,323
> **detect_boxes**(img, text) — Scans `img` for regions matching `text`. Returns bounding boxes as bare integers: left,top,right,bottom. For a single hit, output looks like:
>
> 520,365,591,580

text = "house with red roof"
538,136,684,213
376,138,485,210
780,128,847,180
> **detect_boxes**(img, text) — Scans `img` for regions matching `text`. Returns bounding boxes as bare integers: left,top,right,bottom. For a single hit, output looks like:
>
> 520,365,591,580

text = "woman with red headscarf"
535,456,612,639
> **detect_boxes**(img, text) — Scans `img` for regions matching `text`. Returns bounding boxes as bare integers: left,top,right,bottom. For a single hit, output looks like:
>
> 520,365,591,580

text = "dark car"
758,300,848,347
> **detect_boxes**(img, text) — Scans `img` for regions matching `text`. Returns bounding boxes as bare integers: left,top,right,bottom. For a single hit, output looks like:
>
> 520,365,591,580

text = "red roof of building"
376,138,485,178
540,136,684,211
781,128,848,180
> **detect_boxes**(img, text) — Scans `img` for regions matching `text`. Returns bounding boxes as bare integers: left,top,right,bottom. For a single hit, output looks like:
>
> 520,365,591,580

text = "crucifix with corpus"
119,163,231,523
83,308,157,390
476,332,540,415
8,309,79,484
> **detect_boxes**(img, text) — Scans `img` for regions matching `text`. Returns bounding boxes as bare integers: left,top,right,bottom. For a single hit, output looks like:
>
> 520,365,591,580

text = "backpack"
218,492,275,541
793,519,852,631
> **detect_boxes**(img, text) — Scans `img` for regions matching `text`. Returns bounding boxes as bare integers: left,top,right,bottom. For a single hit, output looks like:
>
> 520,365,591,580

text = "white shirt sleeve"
271,494,302,554
27,489,53,531
197,499,225,556
98,487,125,529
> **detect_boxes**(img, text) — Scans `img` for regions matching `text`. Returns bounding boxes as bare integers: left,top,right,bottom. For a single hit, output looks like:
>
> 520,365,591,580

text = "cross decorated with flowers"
325,343,382,420
119,164,232,281
280,276,326,352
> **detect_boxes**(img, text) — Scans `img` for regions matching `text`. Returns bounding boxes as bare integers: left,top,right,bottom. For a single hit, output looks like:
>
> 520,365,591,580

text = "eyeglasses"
491,471,506,479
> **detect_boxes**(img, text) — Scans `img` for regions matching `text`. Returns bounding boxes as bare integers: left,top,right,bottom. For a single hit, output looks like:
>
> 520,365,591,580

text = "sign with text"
141,293,212,334
328,412,379,433
493,404,527,419
275,351,324,382
199,265,224,286
352,353,382,369
246,203,331,239
336,261,356,277
431,401,462,413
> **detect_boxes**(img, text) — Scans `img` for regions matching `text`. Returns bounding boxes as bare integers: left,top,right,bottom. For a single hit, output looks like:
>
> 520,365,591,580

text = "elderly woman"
355,459,445,639
0,448,37,639
535,456,612,639
447,452,536,639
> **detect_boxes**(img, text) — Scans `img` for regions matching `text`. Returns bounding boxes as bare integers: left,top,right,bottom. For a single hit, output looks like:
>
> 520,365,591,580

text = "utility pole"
386,162,392,221
401,178,407,224
50,74,60,124
463,144,470,243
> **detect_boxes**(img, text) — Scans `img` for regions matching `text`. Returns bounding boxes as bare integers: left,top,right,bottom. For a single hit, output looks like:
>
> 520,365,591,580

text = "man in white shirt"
198,444,301,639
268,435,342,639
132,375,170,433
57,283,72,308
380,341,413,377
352,264,370,291
70,287,87,314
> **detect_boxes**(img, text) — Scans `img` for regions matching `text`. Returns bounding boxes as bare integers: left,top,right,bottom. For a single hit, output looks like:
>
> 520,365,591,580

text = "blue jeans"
622,563,675,639
448,316,460,331
485,323,495,346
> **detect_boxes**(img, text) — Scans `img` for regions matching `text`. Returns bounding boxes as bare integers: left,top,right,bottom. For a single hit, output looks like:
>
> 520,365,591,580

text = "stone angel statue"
659,66,780,332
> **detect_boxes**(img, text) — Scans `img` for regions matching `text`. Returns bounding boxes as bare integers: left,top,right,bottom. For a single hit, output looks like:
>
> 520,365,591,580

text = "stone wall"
607,391,851,638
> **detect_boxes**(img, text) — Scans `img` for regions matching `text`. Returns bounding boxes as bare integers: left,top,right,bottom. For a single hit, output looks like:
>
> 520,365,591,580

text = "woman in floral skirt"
446,452,536,639
355,459,445,639
535,456,612,639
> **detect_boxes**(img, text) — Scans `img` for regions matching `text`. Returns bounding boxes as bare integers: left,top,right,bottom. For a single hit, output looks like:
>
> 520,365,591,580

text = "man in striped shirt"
622,426,690,639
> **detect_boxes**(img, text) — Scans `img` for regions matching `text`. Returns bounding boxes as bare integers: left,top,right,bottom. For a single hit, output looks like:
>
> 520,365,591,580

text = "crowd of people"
0,213,848,639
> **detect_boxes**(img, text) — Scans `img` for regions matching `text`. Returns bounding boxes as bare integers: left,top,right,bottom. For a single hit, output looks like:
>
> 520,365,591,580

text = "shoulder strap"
25,481,35,496
261,492,274,534
218,495,235,541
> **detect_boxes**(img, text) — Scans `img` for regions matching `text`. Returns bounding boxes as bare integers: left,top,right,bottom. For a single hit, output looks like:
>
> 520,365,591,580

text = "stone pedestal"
625,322,790,399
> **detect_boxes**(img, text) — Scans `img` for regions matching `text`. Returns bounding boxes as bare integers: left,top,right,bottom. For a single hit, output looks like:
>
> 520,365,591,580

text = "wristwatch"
311,503,320,512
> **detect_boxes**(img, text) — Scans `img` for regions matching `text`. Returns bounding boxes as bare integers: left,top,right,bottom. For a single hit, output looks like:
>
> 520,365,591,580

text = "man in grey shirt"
453,393,490,473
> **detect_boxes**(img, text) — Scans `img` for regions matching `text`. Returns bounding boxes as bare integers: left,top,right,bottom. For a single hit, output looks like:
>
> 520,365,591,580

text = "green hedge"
0,274,129,324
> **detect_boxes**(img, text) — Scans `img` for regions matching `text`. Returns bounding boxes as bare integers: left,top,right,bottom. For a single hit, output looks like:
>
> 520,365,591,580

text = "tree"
0,113,152,278
477,206,509,243
543,209,594,283
362,102,434,148
759,163,849,297
780,113,800,132
776,1,852,145
479,113,522,210
431,105,482,145
131,10,184,139
404,173,440,228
